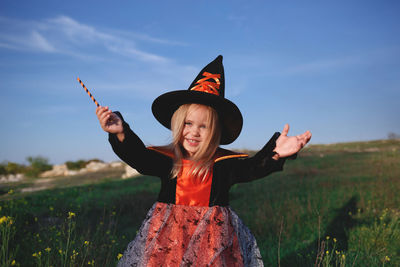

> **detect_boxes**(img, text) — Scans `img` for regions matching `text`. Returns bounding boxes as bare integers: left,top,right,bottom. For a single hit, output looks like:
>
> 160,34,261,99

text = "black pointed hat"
152,55,243,145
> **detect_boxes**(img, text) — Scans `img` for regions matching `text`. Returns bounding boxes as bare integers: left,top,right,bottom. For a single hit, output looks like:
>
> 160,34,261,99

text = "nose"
192,126,200,137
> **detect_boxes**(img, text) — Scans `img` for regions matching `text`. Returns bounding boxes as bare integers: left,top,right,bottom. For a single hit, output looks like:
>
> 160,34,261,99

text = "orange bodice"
147,146,248,207
175,160,212,207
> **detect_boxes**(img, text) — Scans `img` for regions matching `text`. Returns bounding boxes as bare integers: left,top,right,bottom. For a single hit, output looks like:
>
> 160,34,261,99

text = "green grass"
1,139,399,266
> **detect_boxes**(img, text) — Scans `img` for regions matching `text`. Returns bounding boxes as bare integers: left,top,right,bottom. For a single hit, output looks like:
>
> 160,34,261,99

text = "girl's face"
181,105,211,158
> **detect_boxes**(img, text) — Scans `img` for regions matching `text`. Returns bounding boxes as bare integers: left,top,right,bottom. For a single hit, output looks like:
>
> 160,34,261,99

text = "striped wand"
77,77,100,107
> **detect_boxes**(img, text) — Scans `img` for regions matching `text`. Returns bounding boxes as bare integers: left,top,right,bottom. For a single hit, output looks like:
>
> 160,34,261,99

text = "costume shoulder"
146,147,248,162
214,148,248,163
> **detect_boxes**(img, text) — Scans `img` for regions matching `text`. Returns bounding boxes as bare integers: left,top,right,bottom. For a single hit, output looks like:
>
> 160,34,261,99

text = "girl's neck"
183,155,196,162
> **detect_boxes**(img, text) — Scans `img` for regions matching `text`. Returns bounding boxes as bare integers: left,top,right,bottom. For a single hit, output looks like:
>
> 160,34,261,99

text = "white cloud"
29,31,56,52
112,29,188,46
107,44,168,63
0,15,178,63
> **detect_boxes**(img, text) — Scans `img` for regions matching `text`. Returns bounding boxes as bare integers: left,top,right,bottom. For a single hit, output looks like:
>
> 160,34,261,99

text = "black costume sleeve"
217,132,295,185
108,112,172,178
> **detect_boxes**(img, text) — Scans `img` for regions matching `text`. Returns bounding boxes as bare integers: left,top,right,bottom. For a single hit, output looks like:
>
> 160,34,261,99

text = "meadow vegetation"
0,158,104,178
0,139,399,266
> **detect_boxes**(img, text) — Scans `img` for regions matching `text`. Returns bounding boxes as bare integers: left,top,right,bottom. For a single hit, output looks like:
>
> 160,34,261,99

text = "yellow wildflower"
68,211,76,219
117,253,123,260
326,250,329,255
32,253,38,258
385,256,390,262
2,216,12,224
342,254,346,260
11,260,16,266
326,236,330,240
45,247,51,253
49,206,54,211
333,238,337,243
8,189,14,194
84,240,90,246
71,250,79,260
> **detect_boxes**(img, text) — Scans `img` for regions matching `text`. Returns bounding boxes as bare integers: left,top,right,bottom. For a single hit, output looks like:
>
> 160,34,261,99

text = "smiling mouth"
186,139,200,146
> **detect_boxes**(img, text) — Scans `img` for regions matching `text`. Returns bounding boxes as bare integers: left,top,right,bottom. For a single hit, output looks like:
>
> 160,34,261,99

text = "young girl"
96,55,311,266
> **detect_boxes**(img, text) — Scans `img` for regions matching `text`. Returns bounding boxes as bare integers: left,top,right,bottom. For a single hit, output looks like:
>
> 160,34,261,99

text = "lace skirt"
117,202,263,267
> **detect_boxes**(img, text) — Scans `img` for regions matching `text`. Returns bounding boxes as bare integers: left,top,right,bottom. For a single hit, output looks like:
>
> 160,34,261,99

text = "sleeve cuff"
108,111,131,145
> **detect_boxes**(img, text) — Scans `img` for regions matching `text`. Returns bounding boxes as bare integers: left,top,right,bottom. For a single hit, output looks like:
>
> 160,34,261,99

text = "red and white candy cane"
77,77,100,107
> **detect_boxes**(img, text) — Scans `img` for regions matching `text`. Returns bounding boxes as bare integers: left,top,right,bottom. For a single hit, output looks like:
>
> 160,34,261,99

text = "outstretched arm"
96,106,125,142
98,108,173,177
273,124,312,159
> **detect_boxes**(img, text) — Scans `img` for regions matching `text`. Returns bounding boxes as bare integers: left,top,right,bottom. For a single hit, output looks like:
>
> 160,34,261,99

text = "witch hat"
152,55,243,145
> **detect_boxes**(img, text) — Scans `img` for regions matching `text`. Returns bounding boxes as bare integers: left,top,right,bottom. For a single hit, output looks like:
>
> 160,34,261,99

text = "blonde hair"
169,103,221,180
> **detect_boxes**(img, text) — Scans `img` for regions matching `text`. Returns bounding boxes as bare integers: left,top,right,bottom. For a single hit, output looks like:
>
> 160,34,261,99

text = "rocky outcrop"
40,164,69,177
0,173,24,183
39,161,127,178
84,161,108,172
122,165,139,179
110,161,124,168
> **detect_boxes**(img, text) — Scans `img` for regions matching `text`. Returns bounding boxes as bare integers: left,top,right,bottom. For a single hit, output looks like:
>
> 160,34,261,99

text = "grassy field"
1,139,399,266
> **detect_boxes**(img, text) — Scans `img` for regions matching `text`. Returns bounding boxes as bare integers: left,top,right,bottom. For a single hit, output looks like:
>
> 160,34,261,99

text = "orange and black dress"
110,113,289,267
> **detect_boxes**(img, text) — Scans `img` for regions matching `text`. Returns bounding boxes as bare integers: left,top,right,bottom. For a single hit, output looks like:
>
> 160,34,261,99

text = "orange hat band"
189,72,221,96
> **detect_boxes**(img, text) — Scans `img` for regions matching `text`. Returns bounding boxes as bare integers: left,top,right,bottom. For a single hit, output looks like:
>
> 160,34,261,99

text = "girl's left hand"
274,124,312,158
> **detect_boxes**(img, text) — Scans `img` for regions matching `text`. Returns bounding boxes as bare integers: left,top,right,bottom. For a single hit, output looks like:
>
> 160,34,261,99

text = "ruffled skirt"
117,202,263,267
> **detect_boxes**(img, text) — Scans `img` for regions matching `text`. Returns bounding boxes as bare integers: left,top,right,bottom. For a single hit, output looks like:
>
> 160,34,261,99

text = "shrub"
87,158,104,164
25,156,52,177
0,163,6,175
65,159,104,170
6,162,26,175
65,160,87,170
0,161,26,175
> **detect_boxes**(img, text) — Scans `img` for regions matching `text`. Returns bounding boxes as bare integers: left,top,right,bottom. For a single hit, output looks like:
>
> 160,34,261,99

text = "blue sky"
1,1,399,164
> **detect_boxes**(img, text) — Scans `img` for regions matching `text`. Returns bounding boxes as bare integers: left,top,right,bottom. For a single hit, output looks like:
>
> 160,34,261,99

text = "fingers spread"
282,124,289,136
306,131,312,142
299,130,311,139
299,131,312,146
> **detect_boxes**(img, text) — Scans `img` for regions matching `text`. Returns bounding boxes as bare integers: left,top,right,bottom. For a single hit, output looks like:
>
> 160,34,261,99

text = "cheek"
181,126,189,136
201,129,211,141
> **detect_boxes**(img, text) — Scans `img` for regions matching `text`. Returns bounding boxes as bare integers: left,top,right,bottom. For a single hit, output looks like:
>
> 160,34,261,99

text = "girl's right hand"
96,106,123,134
